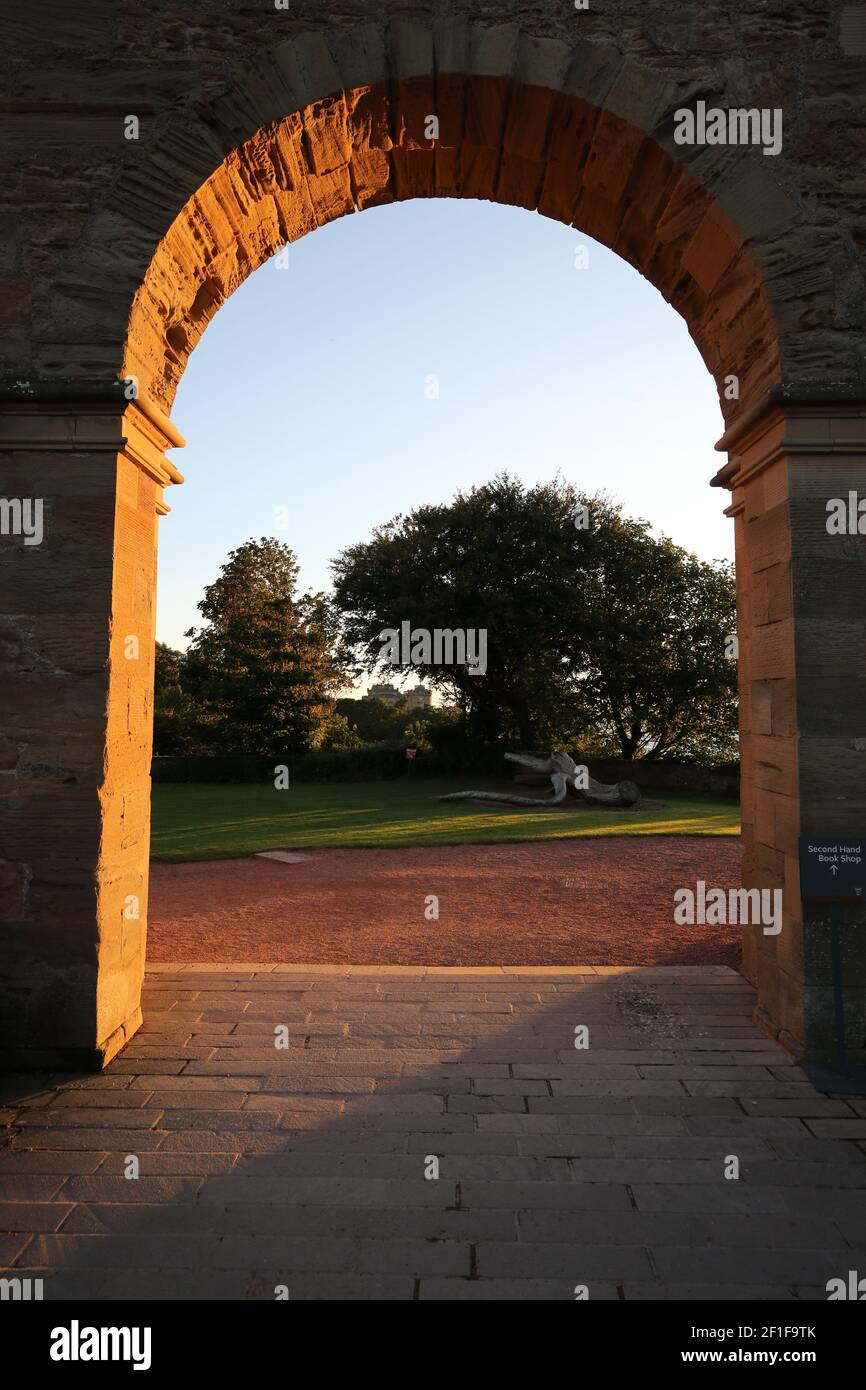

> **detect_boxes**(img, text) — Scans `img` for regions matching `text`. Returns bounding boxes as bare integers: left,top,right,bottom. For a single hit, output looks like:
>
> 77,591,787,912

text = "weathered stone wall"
2,0,866,1066
1,2,865,408
0,398,180,1066
720,402,866,1063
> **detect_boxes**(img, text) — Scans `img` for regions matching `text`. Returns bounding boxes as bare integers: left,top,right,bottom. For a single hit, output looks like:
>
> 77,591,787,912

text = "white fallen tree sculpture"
439,750,640,809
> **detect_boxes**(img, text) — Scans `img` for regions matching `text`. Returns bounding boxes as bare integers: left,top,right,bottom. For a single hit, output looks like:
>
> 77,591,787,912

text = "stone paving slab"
2,965,865,1301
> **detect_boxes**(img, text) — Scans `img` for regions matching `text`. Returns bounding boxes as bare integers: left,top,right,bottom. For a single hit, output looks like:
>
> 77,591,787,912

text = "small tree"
153,642,203,754
335,696,407,744
184,538,343,758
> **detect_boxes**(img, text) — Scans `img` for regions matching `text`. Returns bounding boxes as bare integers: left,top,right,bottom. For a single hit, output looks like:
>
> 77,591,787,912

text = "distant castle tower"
367,682,431,710
368,682,402,707
405,684,432,710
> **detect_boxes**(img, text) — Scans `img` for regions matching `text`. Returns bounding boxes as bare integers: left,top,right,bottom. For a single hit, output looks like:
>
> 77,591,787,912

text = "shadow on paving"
1,960,866,1301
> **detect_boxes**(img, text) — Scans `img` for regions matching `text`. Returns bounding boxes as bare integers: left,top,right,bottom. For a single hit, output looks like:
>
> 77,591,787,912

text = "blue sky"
158,197,733,664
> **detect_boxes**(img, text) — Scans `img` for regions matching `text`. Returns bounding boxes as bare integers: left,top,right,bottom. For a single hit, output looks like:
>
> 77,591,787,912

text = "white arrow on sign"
830,865,838,875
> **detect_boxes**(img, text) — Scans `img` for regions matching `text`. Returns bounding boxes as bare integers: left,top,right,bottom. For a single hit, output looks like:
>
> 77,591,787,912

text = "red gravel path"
148,836,742,967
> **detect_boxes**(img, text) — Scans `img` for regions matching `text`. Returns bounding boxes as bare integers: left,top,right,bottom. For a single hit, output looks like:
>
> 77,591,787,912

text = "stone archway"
121,75,779,419
1,12,865,1069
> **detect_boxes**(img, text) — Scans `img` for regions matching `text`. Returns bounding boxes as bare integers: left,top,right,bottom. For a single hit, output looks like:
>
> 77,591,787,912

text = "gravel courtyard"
148,836,742,966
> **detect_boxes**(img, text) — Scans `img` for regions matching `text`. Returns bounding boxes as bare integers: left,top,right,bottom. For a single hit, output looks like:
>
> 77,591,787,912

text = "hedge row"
152,748,740,795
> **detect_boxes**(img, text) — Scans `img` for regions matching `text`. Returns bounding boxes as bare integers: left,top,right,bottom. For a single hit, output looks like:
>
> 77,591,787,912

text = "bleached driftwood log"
439,750,640,809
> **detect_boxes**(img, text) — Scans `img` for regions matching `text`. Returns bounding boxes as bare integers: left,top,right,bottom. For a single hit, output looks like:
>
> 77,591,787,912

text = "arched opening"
116,77,781,1050
145,193,742,970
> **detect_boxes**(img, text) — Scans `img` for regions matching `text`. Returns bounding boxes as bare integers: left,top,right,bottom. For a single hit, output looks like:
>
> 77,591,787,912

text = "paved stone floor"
2,965,865,1301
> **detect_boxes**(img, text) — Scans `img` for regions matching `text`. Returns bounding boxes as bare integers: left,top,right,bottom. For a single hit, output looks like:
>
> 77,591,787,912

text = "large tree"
570,525,738,760
183,537,344,758
331,475,738,762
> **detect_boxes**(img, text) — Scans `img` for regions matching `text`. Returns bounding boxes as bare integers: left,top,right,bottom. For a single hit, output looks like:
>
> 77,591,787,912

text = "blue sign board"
799,838,866,900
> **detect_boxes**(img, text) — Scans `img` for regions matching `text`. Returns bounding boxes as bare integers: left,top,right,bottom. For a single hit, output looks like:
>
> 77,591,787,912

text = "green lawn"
151,778,740,862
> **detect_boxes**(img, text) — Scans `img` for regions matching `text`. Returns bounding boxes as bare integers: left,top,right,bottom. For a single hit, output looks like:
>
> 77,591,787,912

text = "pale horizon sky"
156,197,734,682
